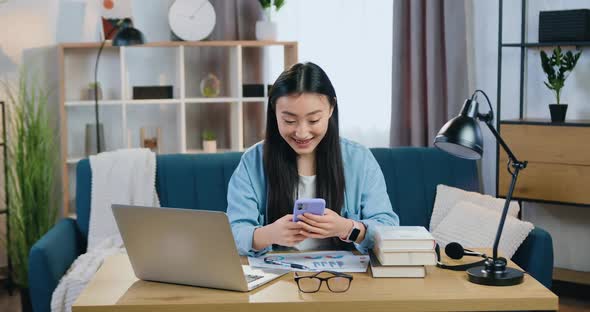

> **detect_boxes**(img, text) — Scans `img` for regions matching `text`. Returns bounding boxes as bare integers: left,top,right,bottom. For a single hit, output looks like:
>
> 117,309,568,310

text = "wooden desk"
73,250,557,312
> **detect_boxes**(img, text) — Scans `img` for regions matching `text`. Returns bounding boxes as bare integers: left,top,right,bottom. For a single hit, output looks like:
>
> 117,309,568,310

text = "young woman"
227,62,399,257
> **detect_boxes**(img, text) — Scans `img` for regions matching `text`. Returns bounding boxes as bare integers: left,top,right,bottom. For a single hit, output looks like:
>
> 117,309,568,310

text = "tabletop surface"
72,249,558,312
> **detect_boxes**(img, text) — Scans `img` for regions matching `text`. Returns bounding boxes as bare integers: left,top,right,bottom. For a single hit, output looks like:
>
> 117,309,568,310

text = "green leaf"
2,67,59,288
259,0,271,9
274,0,285,11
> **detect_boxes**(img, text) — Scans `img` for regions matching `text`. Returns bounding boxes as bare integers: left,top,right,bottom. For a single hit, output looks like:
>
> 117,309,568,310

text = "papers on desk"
248,251,369,272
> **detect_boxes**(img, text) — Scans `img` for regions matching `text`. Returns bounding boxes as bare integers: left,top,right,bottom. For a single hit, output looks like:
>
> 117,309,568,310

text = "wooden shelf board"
500,118,590,127
125,99,182,105
185,148,235,154
185,97,239,103
60,40,298,50
554,268,590,285
66,99,183,106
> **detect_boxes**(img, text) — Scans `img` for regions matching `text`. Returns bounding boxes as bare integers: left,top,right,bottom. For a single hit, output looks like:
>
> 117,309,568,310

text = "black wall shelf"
496,0,590,209
501,119,590,127
502,41,590,48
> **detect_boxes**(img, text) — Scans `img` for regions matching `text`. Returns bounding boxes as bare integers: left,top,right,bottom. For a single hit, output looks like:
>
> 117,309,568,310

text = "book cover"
369,250,426,278
374,226,435,250
373,245,437,266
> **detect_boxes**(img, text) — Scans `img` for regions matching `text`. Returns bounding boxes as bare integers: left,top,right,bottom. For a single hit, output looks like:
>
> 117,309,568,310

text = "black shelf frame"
496,0,590,209
0,101,11,291
502,41,590,48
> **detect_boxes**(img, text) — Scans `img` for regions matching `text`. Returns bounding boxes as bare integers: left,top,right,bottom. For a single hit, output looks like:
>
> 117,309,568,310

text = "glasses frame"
294,270,353,293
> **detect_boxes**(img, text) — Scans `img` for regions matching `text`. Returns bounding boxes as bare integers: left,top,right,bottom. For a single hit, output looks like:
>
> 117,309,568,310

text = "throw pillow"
430,184,520,232
431,201,534,259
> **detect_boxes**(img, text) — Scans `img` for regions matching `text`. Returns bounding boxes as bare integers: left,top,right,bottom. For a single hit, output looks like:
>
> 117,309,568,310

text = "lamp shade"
113,19,145,46
434,115,483,160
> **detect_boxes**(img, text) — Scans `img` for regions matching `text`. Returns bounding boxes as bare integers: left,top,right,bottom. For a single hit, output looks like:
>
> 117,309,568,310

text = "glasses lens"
326,276,351,292
297,277,321,293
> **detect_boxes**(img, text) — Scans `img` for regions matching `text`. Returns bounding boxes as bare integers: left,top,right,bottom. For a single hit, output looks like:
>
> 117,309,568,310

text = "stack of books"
369,226,436,278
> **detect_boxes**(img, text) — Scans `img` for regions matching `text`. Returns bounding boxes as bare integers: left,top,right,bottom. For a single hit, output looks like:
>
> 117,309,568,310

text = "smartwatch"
340,220,361,243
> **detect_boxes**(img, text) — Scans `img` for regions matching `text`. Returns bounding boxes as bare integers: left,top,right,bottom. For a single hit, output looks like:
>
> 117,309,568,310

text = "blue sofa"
29,147,554,312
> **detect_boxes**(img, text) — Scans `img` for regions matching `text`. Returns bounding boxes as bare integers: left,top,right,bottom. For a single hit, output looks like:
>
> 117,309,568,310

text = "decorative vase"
203,140,217,153
200,73,221,97
85,123,106,156
255,20,277,41
549,104,568,123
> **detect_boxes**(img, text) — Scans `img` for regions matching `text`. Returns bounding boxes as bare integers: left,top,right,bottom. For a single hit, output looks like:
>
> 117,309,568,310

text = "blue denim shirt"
226,138,400,256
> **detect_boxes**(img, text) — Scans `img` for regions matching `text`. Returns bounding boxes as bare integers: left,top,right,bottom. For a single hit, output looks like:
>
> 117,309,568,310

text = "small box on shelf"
539,9,590,42
132,86,173,99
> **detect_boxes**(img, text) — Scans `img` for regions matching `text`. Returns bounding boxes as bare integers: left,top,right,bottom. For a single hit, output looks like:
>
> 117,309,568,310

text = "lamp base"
466,258,524,286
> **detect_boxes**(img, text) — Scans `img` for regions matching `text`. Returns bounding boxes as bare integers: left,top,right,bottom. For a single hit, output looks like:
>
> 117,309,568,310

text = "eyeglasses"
294,270,353,293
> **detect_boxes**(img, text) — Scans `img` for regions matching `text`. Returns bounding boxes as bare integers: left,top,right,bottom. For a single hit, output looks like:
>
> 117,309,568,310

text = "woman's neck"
297,153,316,176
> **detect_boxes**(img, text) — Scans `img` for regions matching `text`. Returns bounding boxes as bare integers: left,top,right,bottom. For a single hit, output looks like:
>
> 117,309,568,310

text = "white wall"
267,0,393,147
472,0,590,271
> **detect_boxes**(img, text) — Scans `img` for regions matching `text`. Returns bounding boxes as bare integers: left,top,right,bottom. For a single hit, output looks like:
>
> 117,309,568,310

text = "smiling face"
275,93,334,156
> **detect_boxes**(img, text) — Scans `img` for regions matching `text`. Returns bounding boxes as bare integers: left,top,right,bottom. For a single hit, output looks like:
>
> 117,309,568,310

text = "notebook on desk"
112,204,288,291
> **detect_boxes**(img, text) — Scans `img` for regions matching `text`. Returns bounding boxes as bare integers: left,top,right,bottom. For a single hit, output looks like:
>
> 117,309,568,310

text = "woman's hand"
297,208,352,239
266,214,307,247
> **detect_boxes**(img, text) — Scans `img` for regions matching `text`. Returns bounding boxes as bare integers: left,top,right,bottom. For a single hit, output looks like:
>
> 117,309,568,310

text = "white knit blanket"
51,149,159,312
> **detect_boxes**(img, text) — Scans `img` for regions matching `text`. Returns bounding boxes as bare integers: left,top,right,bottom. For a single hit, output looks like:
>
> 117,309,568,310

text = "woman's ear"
328,97,336,117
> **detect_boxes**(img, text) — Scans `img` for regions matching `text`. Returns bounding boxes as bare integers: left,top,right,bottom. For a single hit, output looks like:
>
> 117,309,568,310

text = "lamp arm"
483,121,521,164
492,164,522,260
94,27,118,154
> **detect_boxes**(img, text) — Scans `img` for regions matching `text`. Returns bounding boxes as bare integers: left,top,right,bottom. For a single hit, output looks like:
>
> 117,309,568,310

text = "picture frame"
99,0,133,41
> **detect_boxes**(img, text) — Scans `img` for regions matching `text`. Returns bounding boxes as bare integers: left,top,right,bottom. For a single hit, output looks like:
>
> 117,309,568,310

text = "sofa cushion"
370,148,479,228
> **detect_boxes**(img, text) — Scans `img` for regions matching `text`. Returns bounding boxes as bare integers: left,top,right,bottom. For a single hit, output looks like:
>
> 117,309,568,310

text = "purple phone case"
293,198,326,222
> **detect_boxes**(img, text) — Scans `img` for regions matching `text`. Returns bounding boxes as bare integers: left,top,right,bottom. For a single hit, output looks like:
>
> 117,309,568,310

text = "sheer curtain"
390,0,469,147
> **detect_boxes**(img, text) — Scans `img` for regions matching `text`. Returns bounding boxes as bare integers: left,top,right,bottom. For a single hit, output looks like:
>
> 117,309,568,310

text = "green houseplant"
2,68,59,312
540,46,582,122
256,0,286,40
202,130,217,153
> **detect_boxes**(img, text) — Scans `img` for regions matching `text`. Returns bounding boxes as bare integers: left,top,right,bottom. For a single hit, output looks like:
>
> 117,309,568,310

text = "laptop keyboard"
245,274,264,283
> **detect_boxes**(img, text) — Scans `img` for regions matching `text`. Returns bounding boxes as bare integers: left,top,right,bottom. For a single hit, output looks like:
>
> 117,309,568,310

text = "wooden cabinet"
498,120,590,206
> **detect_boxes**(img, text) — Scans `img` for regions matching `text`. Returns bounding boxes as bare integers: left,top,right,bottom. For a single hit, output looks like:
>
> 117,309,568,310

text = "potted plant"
86,81,102,101
256,0,285,41
2,69,59,312
202,130,217,153
540,46,582,122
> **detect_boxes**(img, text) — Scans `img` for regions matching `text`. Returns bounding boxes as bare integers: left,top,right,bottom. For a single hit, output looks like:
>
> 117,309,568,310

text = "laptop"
111,204,288,291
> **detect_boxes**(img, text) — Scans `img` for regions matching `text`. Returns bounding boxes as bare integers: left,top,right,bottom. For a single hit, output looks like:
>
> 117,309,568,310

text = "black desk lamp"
94,18,145,153
434,89,527,286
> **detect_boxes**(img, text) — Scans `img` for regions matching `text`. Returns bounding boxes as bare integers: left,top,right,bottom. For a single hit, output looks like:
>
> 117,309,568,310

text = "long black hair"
264,62,345,224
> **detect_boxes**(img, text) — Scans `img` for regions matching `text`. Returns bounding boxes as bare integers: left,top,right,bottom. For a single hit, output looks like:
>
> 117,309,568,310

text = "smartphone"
293,198,326,222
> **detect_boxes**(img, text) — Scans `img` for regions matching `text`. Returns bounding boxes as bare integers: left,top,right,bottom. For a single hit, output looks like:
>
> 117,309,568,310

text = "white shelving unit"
58,40,298,215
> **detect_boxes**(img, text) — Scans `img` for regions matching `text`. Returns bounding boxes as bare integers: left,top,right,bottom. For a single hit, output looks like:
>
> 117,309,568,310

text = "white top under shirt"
293,175,337,251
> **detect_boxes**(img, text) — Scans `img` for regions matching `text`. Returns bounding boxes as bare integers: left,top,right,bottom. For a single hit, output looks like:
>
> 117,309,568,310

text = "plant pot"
549,104,568,123
203,140,217,153
84,86,103,101
20,287,33,312
255,20,277,41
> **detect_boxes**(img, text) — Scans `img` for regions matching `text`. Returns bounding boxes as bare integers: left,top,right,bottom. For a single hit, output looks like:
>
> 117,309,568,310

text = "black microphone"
445,242,487,260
